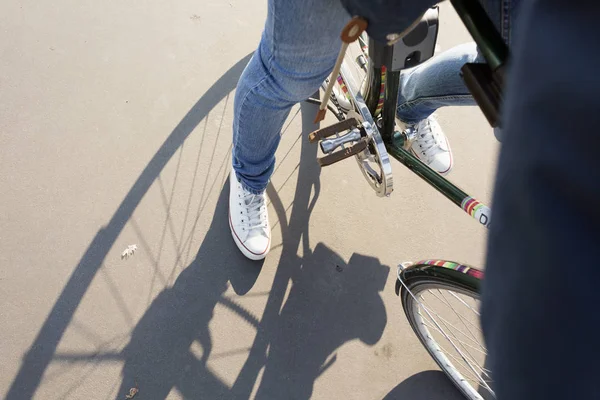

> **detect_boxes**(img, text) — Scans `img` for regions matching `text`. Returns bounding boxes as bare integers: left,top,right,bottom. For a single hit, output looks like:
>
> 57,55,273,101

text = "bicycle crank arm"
339,62,394,196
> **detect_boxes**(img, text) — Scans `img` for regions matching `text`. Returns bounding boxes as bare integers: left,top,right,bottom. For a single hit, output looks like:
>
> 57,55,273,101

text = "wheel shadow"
114,180,262,399
382,370,464,400
4,54,252,400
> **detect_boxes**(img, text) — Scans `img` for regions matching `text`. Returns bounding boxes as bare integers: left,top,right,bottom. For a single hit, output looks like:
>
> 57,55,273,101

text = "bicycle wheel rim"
402,280,494,400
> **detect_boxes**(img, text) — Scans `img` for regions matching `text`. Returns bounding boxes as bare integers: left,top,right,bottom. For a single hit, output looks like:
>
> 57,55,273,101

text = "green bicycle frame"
367,0,507,228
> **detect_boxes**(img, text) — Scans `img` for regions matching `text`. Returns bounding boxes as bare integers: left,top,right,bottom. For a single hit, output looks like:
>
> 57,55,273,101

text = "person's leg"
396,42,482,124
230,0,349,259
395,42,483,174
396,0,517,123
232,0,349,194
395,42,483,175
395,0,519,174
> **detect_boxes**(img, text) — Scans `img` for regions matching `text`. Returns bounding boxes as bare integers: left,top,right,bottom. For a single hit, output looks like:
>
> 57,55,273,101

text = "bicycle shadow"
115,101,390,399
233,102,390,400
6,50,391,399
382,370,464,400
115,180,261,399
4,54,252,400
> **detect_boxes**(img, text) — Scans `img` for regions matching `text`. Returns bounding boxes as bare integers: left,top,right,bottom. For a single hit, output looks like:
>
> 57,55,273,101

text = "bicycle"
307,1,507,399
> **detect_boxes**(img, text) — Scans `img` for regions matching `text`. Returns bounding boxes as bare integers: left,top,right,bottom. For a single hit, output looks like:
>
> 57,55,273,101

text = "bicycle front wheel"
399,262,493,400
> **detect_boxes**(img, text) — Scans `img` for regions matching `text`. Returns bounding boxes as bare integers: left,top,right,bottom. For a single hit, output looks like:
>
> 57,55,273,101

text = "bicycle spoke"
415,299,489,393
403,275,492,398
422,290,484,349
416,300,485,351
437,290,484,363
435,342,483,381
431,328,492,387
437,290,482,332
426,290,482,334
418,290,493,396
436,342,494,393
448,290,481,316
419,315,487,356
418,301,487,377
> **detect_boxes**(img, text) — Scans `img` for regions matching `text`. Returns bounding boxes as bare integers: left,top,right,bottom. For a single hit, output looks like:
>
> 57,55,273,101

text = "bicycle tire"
398,262,493,400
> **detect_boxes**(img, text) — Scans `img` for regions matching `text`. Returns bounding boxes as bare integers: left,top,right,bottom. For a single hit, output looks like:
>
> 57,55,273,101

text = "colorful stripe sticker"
417,259,484,280
336,75,351,101
374,66,386,116
461,196,492,228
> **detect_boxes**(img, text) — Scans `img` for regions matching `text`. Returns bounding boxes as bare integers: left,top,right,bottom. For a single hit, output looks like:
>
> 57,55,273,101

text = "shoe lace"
415,119,439,159
241,190,267,232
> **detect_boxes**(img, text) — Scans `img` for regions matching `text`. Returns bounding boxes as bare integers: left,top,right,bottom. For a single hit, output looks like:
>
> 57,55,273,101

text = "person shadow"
115,101,390,399
253,243,389,400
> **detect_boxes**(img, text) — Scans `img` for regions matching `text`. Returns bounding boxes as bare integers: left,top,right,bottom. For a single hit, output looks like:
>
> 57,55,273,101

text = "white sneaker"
408,115,453,175
229,169,271,260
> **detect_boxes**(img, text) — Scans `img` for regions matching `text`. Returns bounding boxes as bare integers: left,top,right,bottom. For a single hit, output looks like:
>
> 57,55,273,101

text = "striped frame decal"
374,65,386,116
336,75,351,101
417,259,484,280
461,196,492,228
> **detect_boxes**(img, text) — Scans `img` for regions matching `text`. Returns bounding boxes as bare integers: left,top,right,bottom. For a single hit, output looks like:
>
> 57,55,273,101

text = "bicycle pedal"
318,138,367,167
309,118,359,143
320,128,362,154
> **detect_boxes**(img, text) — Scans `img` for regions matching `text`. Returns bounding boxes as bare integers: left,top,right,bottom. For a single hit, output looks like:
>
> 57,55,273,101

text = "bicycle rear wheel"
399,262,493,400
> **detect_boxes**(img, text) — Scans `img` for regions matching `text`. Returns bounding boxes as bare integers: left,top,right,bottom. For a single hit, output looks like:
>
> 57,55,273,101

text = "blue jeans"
397,0,518,130
396,42,482,123
233,0,518,193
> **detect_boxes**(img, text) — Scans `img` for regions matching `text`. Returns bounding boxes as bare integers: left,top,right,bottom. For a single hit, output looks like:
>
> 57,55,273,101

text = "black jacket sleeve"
339,0,437,43
482,1,600,399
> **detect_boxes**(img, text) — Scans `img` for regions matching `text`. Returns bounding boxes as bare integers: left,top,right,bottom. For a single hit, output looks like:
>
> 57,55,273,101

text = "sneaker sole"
228,212,270,261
